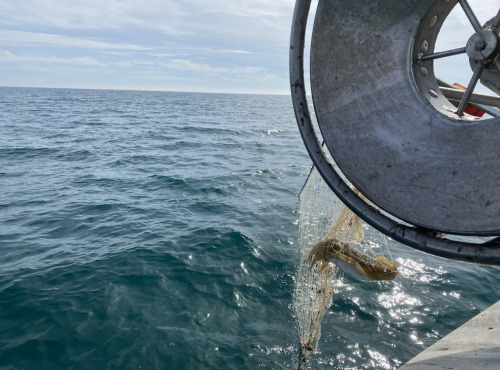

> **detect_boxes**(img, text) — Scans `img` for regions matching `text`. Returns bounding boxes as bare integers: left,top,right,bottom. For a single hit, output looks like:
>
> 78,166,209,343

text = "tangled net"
308,198,398,282
294,165,398,367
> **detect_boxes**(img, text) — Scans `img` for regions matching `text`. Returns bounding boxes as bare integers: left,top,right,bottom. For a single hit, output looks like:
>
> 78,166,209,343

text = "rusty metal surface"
310,0,500,235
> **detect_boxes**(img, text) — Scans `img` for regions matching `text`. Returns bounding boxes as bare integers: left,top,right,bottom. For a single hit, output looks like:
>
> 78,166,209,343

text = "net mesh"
294,165,397,367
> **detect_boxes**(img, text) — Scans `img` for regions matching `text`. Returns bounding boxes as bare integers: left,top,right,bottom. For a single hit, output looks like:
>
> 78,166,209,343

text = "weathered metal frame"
290,0,500,265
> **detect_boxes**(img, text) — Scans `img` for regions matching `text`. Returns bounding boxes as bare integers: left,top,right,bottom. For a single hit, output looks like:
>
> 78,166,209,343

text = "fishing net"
308,190,398,282
294,165,398,367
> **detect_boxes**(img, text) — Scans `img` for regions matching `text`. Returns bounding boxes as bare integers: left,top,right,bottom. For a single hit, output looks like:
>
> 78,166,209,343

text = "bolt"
475,40,486,50
421,40,428,52
420,67,428,76
429,15,438,28
429,89,438,98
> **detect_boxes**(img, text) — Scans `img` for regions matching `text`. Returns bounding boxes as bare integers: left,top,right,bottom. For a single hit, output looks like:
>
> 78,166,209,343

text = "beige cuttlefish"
308,239,398,281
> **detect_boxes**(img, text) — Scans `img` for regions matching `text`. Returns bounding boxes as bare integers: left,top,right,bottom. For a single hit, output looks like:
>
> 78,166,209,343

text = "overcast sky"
0,0,496,94
0,0,295,94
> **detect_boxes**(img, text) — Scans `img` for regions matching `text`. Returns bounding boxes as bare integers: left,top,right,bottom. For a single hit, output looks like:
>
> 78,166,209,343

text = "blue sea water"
0,86,498,369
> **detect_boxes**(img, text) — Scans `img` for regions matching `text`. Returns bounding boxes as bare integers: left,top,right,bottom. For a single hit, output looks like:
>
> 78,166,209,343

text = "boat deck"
399,300,500,369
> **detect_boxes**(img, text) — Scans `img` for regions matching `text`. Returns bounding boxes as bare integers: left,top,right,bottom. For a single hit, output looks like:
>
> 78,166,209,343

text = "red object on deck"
452,83,485,117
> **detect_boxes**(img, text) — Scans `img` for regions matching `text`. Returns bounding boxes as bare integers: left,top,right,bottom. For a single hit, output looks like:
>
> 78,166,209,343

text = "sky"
0,0,296,94
0,0,497,94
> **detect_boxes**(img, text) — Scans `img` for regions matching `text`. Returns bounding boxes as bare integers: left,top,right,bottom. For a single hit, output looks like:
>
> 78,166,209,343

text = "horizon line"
0,85,291,97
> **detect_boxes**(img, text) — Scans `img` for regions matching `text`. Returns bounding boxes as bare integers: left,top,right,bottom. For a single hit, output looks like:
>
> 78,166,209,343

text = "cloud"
109,60,154,67
19,65,52,73
0,50,106,67
159,59,262,75
202,0,293,18
0,0,293,31
0,0,293,93
148,53,191,58
215,50,252,54
0,31,152,51
0,1,294,52
109,61,133,68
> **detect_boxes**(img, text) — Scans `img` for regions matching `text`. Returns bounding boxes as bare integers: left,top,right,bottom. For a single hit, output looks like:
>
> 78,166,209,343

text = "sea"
0,86,499,369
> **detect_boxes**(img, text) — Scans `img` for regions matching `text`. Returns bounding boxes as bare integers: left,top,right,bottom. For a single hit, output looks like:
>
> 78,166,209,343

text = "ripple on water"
1,88,499,369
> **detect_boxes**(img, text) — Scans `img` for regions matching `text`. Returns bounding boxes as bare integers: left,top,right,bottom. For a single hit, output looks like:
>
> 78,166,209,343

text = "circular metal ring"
310,0,500,235
290,0,500,265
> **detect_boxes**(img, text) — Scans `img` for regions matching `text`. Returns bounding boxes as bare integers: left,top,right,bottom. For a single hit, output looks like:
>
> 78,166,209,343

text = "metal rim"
290,0,500,265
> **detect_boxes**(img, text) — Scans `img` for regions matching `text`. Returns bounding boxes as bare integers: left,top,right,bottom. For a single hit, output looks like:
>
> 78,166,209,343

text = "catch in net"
294,165,398,367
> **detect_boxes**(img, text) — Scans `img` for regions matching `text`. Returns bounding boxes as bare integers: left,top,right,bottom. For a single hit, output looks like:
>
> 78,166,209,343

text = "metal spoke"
440,87,500,108
437,78,500,117
476,105,500,118
491,8,500,30
419,47,466,62
458,0,482,32
456,62,486,116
